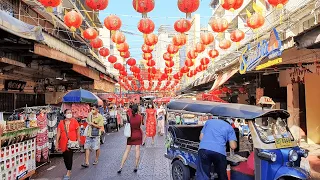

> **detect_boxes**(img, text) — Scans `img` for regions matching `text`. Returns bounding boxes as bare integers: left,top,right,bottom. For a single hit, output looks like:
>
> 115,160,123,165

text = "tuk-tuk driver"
196,119,237,180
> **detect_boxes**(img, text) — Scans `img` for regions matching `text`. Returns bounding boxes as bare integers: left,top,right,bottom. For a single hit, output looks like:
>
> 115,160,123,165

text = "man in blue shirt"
196,119,237,180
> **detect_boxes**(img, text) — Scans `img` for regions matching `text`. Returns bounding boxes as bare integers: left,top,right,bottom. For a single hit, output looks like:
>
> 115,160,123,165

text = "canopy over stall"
154,97,171,103
63,89,102,105
167,99,289,119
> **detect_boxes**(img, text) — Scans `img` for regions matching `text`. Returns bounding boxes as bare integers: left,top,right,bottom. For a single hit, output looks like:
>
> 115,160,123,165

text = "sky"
99,0,214,61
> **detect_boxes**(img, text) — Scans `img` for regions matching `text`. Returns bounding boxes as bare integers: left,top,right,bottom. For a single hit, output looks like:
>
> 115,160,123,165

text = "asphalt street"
31,128,171,180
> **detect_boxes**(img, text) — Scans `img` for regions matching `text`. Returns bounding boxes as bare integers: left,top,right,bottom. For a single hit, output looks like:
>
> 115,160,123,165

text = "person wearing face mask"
142,103,157,145
82,104,104,168
56,109,80,180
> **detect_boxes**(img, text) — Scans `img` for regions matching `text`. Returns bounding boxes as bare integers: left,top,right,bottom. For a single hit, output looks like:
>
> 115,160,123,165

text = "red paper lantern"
167,44,179,55
230,29,245,42
185,59,194,67
209,18,229,33
161,73,168,80
268,0,288,8
173,73,180,80
132,0,155,17
172,33,187,47
222,0,244,11
174,19,192,33
200,57,210,66
208,49,219,59
39,0,61,12
85,0,108,10
126,58,136,66
148,67,156,74
104,15,122,31
247,13,265,29
143,53,153,60
195,42,206,53
187,71,193,77
144,33,158,46
177,0,200,18
119,64,125,71
64,10,83,32
120,70,128,76
99,47,110,57
117,42,129,53
221,87,229,93
114,63,122,70
120,51,130,58
163,52,172,61
200,32,214,46
165,60,174,68
83,28,98,40
164,67,173,74
142,44,153,53
111,31,126,44
180,66,190,74
108,55,117,63
146,59,156,66
187,49,198,59
219,39,232,49
90,38,103,49
137,18,155,34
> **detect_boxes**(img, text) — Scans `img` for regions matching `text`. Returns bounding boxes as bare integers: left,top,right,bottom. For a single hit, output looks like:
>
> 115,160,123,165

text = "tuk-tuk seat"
231,151,255,176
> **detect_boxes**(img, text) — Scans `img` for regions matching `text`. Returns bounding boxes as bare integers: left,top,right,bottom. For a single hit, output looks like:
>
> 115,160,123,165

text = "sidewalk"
300,142,320,179
31,129,171,180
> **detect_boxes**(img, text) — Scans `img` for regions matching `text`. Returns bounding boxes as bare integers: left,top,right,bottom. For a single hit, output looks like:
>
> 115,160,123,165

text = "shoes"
63,175,70,180
142,142,145,146
117,168,122,174
93,160,98,165
133,168,138,173
81,163,89,168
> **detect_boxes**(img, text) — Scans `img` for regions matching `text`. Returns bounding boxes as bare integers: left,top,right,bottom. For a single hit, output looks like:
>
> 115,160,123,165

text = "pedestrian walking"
196,119,237,180
56,109,80,180
142,104,157,145
118,104,143,173
81,104,104,168
157,105,166,136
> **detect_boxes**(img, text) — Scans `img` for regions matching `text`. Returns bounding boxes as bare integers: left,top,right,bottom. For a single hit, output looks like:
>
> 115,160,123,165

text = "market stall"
0,116,39,180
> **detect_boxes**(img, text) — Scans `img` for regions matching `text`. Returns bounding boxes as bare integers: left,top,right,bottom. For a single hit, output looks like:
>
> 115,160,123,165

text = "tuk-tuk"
165,99,310,180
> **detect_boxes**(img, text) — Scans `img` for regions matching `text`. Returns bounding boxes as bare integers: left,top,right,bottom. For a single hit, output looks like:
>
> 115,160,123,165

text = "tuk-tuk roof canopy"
167,99,290,119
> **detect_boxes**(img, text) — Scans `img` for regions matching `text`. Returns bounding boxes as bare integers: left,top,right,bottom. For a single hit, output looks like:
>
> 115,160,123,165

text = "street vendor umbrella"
63,89,98,104
93,94,103,106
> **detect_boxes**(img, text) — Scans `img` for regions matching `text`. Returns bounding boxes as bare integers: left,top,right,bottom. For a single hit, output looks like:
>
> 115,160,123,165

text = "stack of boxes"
0,138,36,180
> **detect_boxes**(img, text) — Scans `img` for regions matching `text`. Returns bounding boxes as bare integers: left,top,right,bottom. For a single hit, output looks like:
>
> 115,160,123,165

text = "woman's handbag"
124,116,131,138
64,121,80,150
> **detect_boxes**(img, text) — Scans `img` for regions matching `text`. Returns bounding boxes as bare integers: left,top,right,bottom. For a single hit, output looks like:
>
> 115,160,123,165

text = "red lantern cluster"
221,0,244,11
132,0,155,17
127,58,136,66
177,0,200,18
85,0,109,10
230,29,245,42
104,15,122,32
167,44,179,56
208,49,219,59
64,10,83,32
138,18,155,34
247,14,265,29
83,28,98,40
174,19,192,33
209,18,229,33
187,49,198,60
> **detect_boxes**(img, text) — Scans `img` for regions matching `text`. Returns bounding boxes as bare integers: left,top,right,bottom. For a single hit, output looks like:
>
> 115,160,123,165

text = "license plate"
275,138,293,148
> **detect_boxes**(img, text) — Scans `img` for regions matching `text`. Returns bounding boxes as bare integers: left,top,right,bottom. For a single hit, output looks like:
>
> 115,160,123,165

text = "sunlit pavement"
31,128,171,180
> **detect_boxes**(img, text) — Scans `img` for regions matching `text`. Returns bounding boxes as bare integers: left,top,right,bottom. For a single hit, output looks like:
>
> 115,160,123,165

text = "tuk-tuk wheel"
172,160,190,180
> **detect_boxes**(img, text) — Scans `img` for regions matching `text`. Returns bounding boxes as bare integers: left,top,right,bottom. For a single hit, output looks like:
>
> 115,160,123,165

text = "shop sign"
239,28,282,74
4,80,26,91
255,58,282,70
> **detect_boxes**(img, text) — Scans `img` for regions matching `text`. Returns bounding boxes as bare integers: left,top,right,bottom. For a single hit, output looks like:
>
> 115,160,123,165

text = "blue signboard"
239,28,283,74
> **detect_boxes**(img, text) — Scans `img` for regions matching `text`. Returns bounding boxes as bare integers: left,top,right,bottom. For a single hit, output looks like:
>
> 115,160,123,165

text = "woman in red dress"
142,104,157,146
118,104,143,173
56,109,80,180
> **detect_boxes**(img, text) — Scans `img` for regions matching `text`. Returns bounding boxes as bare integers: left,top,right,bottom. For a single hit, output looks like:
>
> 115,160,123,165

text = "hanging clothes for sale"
36,110,49,162
47,107,64,153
